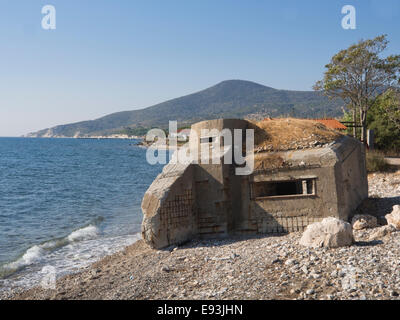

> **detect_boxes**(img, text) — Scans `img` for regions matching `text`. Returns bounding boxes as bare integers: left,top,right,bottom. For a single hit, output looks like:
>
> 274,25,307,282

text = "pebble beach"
2,170,400,300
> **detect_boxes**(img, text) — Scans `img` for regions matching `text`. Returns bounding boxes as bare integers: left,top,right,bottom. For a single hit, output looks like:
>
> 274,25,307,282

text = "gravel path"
2,171,400,300
385,158,400,166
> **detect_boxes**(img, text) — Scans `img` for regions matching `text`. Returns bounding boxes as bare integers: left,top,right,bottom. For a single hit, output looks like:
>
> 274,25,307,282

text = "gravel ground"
2,170,400,300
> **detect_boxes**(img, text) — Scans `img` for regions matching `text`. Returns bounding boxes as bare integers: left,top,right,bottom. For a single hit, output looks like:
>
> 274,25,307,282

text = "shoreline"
20,136,144,140
2,171,400,300
5,228,400,300
0,231,142,299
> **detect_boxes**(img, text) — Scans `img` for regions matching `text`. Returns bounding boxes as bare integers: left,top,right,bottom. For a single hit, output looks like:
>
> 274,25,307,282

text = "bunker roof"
251,118,342,152
312,118,347,130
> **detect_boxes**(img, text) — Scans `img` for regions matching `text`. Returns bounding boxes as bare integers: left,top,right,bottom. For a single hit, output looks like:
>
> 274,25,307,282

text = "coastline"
0,231,142,299
5,229,400,300
21,136,144,140
0,137,160,298
2,171,400,300
18,136,188,152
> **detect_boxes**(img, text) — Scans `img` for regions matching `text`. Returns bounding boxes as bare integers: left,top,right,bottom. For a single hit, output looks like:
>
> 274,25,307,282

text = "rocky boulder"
368,224,397,241
385,205,400,230
299,217,354,248
351,214,378,230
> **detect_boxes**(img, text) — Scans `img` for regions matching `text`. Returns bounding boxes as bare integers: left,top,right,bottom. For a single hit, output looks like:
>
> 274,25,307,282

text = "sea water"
0,137,164,292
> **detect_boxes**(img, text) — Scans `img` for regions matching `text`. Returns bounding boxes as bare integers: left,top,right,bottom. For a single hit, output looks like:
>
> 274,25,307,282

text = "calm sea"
0,137,163,292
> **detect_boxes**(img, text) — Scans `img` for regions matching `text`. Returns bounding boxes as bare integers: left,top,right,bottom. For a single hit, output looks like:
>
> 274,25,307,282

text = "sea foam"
67,225,99,242
4,245,45,270
3,225,100,272
0,233,140,294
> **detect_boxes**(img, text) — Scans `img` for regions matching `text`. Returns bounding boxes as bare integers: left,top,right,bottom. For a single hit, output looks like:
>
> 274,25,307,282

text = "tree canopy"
314,35,400,142
368,90,400,151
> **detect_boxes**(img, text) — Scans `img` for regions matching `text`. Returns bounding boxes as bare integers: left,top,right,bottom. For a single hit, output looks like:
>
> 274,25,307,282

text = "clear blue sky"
1,0,400,136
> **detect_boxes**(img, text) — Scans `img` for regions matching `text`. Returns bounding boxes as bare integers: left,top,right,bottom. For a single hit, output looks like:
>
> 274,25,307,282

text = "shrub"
366,151,389,172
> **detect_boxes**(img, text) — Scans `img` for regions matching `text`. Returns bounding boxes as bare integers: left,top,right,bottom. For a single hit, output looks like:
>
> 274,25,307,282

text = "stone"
301,266,309,274
311,273,321,279
270,257,281,264
351,214,378,230
368,224,397,241
391,290,399,297
161,266,171,272
91,269,101,276
299,217,354,248
385,205,400,230
284,259,297,266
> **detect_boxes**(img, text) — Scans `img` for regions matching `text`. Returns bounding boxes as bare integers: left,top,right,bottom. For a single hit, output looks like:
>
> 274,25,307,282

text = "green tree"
342,108,360,138
379,89,400,131
314,35,400,143
367,90,400,151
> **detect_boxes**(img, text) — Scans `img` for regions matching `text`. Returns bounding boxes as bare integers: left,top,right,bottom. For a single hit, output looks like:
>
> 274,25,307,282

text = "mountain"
26,80,344,137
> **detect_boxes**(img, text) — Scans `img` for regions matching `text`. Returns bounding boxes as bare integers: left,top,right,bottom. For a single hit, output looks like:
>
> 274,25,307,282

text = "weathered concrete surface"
189,118,249,156
141,161,196,249
141,118,368,249
237,136,368,234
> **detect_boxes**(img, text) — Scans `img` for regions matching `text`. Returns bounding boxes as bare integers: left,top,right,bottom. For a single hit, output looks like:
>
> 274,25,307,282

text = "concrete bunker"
141,118,368,249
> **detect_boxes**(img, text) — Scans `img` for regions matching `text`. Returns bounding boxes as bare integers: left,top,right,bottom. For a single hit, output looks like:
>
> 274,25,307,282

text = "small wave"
2,225,100,274
67,225,99,242
3,245,45,271
0,233,141,293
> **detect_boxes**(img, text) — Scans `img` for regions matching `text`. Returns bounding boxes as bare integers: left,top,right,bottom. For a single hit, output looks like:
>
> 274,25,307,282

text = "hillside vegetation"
27,80,344,138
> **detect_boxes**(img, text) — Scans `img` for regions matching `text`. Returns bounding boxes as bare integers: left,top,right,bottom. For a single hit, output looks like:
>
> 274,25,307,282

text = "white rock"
306,289,315,295
301,266,309,274
299,217,354,248
368,224,397,241
385,205,400,230
351,214,378,230
284,258,297,266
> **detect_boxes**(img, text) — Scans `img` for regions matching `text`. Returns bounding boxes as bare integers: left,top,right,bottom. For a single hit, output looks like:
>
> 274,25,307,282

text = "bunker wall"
232,165,338,234
141,163,196,248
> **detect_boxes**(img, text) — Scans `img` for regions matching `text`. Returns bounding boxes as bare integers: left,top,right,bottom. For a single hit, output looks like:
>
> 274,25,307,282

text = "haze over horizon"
1,0,400,136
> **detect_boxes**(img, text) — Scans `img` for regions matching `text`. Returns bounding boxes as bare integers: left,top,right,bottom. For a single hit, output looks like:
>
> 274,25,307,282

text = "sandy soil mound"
250,118,342,152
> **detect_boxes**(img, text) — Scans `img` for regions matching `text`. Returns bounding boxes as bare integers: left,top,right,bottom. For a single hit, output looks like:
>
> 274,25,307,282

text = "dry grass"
249,118,342,151
254,153,286,171
366,150,390,173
